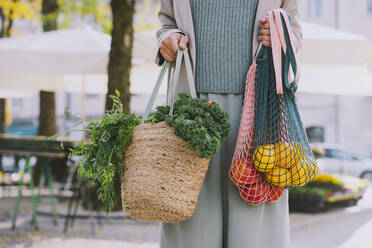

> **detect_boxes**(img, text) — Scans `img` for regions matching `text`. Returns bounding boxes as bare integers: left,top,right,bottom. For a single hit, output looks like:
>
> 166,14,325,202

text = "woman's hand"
258,18,271,47
160,33,189,62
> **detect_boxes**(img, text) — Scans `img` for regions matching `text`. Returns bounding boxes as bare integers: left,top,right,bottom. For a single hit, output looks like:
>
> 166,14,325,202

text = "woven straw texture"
121,121,210,223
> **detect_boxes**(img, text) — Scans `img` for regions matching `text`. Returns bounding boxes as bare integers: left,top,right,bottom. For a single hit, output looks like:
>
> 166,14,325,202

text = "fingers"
259,34,271,47
160,33,189,62
160,34,179,62
259,17,270,29
262,41,272,47
258,33,272,47
261,22,270,30
259,17,271,47
258,18,267,24
259,28,270,36
179,35,189,50
160,46,177,62
169,35,180,53
258,35,271,42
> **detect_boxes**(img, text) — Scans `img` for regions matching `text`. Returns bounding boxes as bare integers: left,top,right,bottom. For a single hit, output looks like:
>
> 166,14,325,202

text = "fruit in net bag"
230,159,260,186
275,142,299,169
290,160,310,186
253,145,276,172
239,182,270,205
267,185,284,202
265,167,292,188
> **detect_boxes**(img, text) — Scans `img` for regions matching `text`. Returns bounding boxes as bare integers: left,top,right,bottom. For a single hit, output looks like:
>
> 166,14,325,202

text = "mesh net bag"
230,9,318,205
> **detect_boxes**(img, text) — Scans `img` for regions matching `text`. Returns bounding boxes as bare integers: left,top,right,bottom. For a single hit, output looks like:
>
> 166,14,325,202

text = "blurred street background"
1,0,372,247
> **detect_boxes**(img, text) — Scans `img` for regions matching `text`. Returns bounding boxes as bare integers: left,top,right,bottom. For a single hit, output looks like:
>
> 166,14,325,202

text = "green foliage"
149,93,231,158
289,186,327,197
65,92,230,210
289,178,344,197
70,92,140,212
312,147,325,158
309,181,343,191
58,0,112,33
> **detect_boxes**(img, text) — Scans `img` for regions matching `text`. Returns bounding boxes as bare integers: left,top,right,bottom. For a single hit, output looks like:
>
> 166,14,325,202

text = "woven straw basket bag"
121,49,211,223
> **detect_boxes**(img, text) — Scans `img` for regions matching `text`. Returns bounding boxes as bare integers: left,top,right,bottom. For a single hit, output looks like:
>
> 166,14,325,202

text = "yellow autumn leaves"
0,0,40,20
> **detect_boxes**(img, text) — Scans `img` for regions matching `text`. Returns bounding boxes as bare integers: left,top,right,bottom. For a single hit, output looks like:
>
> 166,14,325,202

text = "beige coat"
155,0,303,101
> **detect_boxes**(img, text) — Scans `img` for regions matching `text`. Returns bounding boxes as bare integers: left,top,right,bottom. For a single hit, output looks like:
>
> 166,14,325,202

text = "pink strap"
257,9,300,95
277,9,301,85
268,11,284,94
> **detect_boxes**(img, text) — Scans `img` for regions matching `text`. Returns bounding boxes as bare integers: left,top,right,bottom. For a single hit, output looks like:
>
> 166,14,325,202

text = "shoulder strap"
267,9,300,95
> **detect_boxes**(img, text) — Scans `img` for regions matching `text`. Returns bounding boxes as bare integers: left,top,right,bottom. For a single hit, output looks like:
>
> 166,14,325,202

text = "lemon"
265,167,291,188
290,160,311,186
253,145,276,172
293,143,306,161
275,142,304,169
308,161,318,181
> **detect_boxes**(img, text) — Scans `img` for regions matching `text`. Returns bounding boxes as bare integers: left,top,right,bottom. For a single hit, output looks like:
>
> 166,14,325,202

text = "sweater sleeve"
281,0,303,52
155,0,187,65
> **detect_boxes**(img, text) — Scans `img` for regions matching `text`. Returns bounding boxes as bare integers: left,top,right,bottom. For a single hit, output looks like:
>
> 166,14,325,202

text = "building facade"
298,0,372,154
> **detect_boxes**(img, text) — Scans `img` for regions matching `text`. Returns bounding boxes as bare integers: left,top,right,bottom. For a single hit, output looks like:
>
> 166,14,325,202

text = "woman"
156,1,302,247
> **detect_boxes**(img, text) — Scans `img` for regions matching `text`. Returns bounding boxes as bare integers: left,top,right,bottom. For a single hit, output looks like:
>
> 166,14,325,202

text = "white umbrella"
0,89,34,98
0,27,110,74
0,27,111,120
0,74,107,94
0,28,157,94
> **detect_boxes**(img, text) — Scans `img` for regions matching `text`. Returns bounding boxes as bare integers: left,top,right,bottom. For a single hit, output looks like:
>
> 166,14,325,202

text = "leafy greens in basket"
149,93,231,158
68,92,231,211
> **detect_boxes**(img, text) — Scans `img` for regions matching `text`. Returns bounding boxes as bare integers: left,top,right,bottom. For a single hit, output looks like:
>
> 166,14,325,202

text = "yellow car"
289,173,369,212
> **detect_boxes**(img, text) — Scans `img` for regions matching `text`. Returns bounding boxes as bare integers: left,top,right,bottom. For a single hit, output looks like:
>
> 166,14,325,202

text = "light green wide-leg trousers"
160,94,290,248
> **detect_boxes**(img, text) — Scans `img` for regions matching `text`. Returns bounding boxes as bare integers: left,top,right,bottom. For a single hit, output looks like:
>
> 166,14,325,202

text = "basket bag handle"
142,48,196,123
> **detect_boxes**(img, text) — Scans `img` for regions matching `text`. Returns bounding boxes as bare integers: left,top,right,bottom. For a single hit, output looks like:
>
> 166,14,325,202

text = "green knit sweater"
190,0,259,94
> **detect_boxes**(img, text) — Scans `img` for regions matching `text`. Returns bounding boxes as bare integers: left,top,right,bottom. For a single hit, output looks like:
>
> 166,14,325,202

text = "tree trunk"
87,0,135,211
34,91,57,183
0,8,5,38
38,91,57,136
34,0,59,183
0,99,5,133
5,14,12,37
0,99,4,171
42,0,58,32
105,0,134,114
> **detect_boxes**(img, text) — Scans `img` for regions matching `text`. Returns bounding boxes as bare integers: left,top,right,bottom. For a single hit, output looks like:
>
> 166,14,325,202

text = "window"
12,98,23,107
315,0,323,17
306,0,324,19
306,1,313,19
368,0,372,14
325,149,366,161
325,149,346,160
86,93,99,99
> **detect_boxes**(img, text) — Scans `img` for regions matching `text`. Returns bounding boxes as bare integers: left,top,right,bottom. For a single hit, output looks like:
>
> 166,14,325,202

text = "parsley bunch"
70,92,140,212
149,93,231,158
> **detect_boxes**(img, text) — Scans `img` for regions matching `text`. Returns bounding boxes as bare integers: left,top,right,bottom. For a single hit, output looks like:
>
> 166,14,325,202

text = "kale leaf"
70,92,141,212
149,93,231,158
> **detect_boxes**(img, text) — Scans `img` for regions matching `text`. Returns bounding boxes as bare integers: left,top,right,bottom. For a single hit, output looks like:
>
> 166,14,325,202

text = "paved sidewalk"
27,238,158,248
1,187,372,248
0,197,160,248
